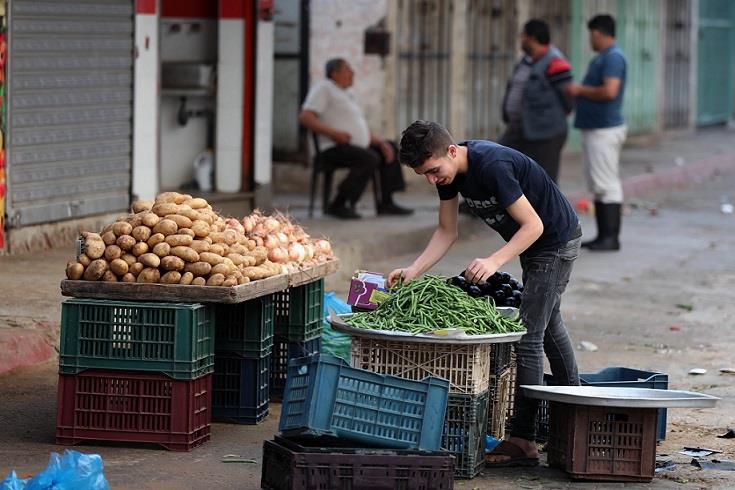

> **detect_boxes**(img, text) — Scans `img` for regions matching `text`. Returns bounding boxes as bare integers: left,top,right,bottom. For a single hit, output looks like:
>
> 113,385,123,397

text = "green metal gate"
697,0,735,125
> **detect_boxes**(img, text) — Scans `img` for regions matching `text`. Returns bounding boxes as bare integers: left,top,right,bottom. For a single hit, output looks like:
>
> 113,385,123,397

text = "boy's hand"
464,257,500,284
387,266,418,288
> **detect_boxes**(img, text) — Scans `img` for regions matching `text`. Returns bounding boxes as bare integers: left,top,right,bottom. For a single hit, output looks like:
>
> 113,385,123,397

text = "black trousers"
499,129,567,183
320,141,406,204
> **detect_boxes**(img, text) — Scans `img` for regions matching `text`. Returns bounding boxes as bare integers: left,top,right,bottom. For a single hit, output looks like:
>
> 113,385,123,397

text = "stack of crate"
351,338,503,479
487,342,517,440
56,299,215,451
269,278,324,400
211,296,274,424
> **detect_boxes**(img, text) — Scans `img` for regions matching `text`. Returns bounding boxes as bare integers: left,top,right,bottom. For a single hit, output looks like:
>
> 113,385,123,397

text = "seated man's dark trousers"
320,141,406,207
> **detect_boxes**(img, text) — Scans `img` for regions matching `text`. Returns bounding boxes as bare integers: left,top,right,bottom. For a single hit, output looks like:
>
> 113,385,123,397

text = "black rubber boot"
586,203,621,251
581,201,605,249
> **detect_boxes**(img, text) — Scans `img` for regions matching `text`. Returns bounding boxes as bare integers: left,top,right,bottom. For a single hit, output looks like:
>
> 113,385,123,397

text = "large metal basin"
521,385,719,408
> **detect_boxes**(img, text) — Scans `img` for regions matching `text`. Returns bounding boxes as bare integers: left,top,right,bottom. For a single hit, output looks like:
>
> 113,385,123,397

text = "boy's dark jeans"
509,235,581,441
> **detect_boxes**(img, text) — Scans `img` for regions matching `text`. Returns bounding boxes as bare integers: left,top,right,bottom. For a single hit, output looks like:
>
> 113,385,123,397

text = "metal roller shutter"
6,0,134,227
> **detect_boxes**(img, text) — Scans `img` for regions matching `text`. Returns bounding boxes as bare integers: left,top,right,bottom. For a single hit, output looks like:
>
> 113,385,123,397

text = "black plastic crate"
273,279,324,341
270,336,321,401
442,391,489,479
212,353,269,424
490,342,514,374
214,296,274,358
262,435,454,490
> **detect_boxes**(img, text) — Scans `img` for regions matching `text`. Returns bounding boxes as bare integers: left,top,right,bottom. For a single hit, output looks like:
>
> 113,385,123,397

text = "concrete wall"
309,0,388,135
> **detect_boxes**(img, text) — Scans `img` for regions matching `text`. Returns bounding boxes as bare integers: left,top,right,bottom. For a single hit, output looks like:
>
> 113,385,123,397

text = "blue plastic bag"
5,450,110,490
321,292,352,361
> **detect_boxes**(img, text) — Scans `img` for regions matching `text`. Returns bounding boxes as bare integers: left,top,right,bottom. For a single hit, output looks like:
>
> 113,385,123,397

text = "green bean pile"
346,275,525,335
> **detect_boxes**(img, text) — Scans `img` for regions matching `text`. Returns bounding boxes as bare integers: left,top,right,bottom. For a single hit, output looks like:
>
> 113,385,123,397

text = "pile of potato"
66,192,283,286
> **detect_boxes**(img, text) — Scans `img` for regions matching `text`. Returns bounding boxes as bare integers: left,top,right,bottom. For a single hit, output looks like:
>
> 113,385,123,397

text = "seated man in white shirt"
299,58,413,219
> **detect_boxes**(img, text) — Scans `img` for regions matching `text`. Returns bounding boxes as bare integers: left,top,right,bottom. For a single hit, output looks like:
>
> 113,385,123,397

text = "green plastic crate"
60,299,214,380
273,279,324,341
214,296,274,358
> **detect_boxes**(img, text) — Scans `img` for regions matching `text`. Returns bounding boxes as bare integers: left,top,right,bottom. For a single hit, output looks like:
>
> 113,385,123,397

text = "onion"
264,218,280,233
225,218,244,234
276,232,288,245
315,239,332,256
263,234,279,250
303,243,315,260
268,246,288,263
242,216,255,233
289,243,306,263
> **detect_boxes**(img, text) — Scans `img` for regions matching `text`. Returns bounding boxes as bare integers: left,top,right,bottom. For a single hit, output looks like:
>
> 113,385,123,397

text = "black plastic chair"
308,132,381,218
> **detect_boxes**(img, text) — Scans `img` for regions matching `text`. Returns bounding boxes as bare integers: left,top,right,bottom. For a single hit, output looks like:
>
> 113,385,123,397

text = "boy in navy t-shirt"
388,120,581,466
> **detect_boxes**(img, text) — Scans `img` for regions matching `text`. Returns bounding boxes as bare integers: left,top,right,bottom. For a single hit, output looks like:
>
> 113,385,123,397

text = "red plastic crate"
56,370,211,451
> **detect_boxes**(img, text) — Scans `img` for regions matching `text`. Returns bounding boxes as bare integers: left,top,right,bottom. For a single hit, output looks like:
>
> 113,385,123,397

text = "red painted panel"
162,0,217,19
220,0,247,19
136,0,156,15
241,1,255,191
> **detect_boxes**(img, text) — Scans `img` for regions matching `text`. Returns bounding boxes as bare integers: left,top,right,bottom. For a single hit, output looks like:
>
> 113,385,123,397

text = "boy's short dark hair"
325,58,345,79
588,14,615,37
523,19,550,45
399,120,455,168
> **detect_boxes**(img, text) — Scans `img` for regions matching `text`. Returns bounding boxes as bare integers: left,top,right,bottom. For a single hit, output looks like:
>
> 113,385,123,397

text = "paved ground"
1,127,735,488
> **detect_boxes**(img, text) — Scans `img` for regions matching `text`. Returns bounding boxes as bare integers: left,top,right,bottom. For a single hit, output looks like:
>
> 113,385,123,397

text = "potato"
191,221,210,238
160,271,182,284
198,251,224,266
211,263,232,276
184,261,212,277
195,212,214,225
165,214,193,229
190,240,210,254
66,262,84,280
226,253,246,266
132,225,152,242
152,242,171,258
129,262,144,277
184,197,209,209
208,232,225,244
138,253,161,268
152,203,180,217
121,273,136,283
116,235,136,251
102,270,118,282
223,276,238,287
178,206,200,221
102,230,117,246
191,276,206,286
161,255,185,271
121,253,137,267
152,219,178,236
251,247,267,265
132,199,154,213
206,273,225,286
109,258,129,276
165,234,193,247
131,241,149,257
83,259,109,281
78,254,92,267
127,214,143,228
229,243,247,255
84,239,106,259
170,246,199,263
203,236,213,245
246,239,256,251
242,266,272,281
223,229,238,245
155,191,188,204
104,244,122,261
209,244,226,256
137,267,160,283
147,232,165,247
141,212,160,228
112,221,133,237
81,231,103,242
238,275,251,285
179,272,194,285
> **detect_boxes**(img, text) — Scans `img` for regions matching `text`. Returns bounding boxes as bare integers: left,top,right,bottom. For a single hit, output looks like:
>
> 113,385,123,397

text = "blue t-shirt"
574,44,626,129
437,140,580,257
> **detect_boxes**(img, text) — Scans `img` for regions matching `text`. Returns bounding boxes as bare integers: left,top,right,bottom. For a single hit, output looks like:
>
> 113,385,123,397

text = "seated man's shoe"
377,202,414,216
326,203,362,220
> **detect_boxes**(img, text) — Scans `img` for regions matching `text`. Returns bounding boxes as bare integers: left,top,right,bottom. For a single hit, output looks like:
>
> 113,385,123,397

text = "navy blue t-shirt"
574,44,626,129
437,140,579,256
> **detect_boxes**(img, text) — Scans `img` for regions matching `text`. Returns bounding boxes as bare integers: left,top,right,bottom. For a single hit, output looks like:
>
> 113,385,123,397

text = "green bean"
346,275,525,335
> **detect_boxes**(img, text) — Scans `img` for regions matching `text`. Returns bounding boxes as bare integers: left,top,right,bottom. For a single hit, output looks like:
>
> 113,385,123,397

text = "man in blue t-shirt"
567,14,626,251
388,120,582,467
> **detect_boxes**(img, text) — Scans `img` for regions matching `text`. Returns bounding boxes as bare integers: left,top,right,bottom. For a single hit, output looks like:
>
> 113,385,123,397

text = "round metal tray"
327,308,526,345
521,385,720,408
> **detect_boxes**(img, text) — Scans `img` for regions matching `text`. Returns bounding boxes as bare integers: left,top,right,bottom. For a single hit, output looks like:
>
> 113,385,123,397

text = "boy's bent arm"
465,195,543,283
388,198,458,285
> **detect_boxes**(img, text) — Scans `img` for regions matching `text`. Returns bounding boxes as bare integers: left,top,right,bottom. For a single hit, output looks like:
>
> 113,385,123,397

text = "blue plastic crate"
535,367,668,442
270,336,322,401
279,354,449,450
212,353,270,424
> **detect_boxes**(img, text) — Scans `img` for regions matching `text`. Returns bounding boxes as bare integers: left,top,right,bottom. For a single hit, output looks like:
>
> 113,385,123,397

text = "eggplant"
501,284,513,296
499,272,512,284
448,275,466,290
467,285,483,298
